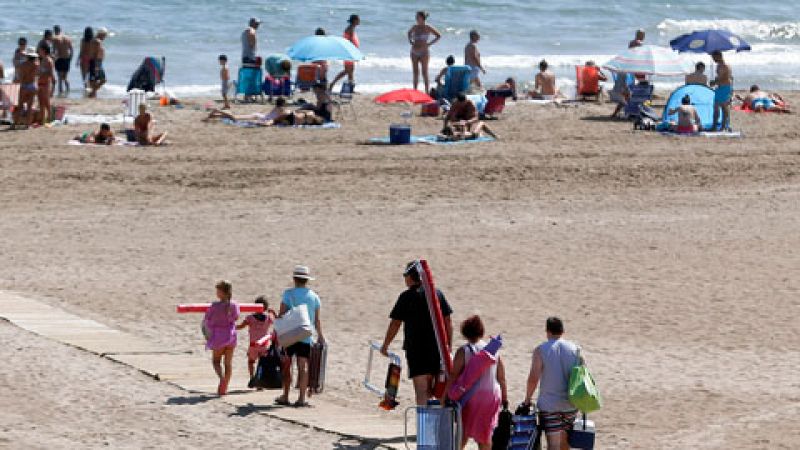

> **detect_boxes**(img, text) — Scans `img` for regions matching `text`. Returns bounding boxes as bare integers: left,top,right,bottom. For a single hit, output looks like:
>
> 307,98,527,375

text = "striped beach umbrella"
603,45,694,76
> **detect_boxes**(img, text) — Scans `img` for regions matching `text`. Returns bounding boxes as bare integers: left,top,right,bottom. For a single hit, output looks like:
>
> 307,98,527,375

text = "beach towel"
659,130,743,138
221,118,341,129
368,134,495,146
67,137,141,147
62,114,125,125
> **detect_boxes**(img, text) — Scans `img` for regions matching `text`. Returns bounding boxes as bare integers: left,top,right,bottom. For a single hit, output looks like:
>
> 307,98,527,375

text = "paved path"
0,291,409,449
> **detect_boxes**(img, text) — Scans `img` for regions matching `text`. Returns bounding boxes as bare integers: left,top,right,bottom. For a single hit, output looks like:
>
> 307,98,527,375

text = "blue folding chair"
236,67,263,102
441,65,472,101
624,82,654,119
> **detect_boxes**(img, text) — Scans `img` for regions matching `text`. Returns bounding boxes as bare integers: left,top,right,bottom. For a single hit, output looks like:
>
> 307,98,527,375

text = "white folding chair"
123,89,147,128
333,82,357,121
0,83,20,124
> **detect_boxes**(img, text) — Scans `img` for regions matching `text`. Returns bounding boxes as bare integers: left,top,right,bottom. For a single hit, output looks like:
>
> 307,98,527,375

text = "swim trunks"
539,410,578,434
676,125,697,134
714,85,732,104
220,79,229,97
55,57,71,73
21,83,37,93
468,65,481,80
751,98,774,111
88,59,106,83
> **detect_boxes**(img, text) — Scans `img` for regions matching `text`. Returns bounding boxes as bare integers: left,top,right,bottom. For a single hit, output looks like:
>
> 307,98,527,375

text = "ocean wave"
657,19,800,42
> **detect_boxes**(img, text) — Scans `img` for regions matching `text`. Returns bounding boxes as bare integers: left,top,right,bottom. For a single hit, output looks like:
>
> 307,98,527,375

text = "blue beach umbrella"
670,29,751,54
286,36,364,62
603,45,694,76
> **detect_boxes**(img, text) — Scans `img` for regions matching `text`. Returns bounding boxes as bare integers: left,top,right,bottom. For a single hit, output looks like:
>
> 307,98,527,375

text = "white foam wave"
657,19,800,42
360,54,616,70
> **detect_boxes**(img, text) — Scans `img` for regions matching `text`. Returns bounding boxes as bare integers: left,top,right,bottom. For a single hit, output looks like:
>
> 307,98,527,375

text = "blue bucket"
389,124,411,145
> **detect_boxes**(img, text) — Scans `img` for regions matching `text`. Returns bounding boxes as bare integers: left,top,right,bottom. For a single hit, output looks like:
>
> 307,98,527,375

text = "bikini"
411,28,432,57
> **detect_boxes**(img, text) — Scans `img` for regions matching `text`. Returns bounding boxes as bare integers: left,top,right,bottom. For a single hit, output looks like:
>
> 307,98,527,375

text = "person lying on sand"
205,98,325,126
668,95,702,134
736,85,791,113
134,104,168,146
438,120,498,142
75,123,114,144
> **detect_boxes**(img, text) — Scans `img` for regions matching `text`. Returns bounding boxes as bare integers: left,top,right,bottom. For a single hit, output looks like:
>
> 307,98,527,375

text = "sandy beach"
1,93,799,449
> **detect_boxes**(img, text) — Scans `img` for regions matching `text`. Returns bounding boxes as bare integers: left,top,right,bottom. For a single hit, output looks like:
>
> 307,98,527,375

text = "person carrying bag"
274,265,325,408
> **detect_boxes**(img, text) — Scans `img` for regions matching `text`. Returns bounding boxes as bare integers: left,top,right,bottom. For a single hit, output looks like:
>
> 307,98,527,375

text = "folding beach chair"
0,83,20,124
483,89,513,119
624,82,654,119
122,88,147,131
236,66,264,102
575,65,603,102
441,65,472,102
332,81,356,121
295,64,321,92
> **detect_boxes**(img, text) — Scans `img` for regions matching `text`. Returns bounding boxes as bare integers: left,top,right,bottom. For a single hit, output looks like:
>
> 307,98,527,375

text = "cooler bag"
273,304,312,348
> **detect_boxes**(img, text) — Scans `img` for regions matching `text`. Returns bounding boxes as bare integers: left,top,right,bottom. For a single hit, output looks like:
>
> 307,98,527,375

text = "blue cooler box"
568,415,595,449
389,124,411,144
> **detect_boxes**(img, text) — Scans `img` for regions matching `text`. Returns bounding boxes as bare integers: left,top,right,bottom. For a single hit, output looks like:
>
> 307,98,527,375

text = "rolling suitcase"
307,341,327,394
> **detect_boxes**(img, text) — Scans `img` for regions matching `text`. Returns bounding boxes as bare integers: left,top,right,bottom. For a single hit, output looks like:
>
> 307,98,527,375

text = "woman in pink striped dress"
203,280,240,395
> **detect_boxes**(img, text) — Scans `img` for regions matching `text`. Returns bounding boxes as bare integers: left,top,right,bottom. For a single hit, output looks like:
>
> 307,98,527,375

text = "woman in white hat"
275,265,325,407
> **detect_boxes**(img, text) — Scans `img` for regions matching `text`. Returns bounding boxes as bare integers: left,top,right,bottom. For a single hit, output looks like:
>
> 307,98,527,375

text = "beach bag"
568,355,602,413
249,344,283,389
448,335,502,405
273,302,312,348
490,405,513,450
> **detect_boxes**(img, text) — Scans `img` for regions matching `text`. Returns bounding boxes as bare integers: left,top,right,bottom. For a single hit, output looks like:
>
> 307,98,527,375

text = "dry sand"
1,93,799,449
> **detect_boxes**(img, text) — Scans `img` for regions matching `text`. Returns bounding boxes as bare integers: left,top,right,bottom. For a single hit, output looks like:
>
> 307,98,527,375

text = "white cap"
97,27,109,36
292,265,314,280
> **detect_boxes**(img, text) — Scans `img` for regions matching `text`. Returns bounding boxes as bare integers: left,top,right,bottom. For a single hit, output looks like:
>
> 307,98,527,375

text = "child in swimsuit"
236,296,276,381
668,95,702,134
204,280,240,396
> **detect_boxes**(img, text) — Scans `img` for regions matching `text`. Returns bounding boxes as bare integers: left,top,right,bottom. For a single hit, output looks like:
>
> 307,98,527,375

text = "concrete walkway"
0,291,409,449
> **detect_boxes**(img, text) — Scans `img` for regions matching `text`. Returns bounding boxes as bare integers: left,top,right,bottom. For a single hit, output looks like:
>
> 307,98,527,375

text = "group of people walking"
201,260,585,450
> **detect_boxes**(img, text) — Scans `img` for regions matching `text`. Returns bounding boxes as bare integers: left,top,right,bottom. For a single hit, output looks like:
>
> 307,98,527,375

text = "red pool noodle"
176,303,265,313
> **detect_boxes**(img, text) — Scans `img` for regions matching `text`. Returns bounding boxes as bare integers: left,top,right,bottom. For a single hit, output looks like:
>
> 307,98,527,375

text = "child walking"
219,54,231,109
236,296,276,380
203,280,240,395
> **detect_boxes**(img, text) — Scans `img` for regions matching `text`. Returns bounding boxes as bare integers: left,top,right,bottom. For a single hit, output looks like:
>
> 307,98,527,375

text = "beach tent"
126,57,165,92
662,84,715,130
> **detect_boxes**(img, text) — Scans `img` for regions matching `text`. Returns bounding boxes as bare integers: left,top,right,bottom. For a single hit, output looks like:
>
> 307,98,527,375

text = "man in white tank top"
523,317,580,450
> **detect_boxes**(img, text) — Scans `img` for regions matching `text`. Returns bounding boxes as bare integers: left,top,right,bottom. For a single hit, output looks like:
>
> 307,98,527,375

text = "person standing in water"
241,17,261,65
203,280,240,396
329,14,360,92
77,27,93,88
464,30,485,89
710,50,733,131
87,27,108,98
407,11,441,93
12,37,28,82
52,25,73,96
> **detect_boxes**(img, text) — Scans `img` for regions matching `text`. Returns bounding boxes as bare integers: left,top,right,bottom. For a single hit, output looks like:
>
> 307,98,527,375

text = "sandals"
274,396,291,406
293,400,311,408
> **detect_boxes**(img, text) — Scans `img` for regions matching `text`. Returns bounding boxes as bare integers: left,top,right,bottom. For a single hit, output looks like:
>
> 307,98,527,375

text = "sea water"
1,0,798,97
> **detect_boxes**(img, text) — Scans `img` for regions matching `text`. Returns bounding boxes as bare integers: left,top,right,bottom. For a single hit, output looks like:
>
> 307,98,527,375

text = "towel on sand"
660,130,742,138
368,134,495,145
221,118,341,129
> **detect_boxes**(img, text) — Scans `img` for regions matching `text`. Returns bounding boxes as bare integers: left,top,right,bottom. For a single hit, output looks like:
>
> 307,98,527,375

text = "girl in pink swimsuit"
236,296,276,380
203,280,240,395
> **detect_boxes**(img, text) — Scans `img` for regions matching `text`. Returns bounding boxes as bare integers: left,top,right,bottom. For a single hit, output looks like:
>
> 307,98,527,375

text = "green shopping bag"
568,363,602,413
